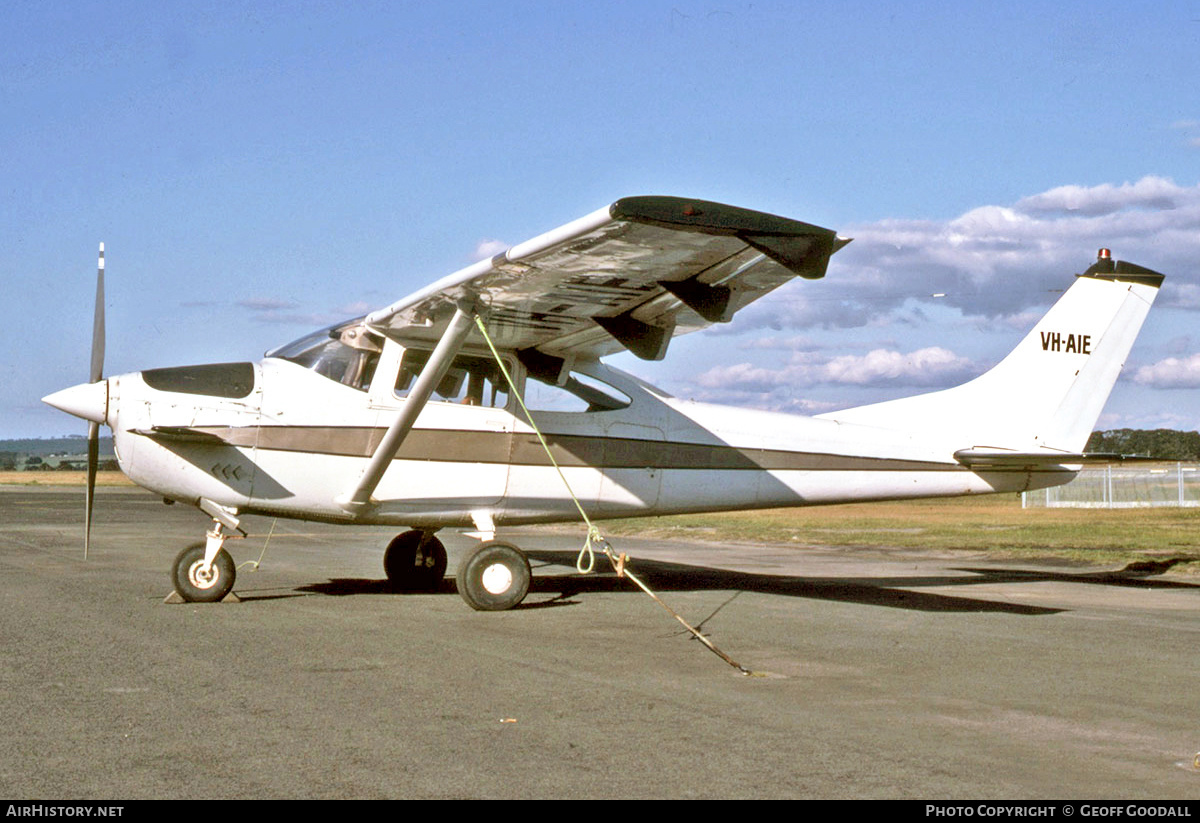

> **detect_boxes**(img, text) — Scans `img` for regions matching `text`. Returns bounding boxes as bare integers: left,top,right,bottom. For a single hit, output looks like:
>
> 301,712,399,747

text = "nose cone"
43,380,109,425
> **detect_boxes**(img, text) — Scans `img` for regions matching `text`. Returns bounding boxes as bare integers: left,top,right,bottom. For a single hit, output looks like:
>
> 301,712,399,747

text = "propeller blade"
90,243,105,384
86,420,98,559
85,242,104,559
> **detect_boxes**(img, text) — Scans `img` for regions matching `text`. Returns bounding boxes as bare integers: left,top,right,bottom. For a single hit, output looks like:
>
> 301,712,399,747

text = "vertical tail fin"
821,252,1164,453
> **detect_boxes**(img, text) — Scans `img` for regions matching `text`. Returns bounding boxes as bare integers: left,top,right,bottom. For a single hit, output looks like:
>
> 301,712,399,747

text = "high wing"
365,196,850,361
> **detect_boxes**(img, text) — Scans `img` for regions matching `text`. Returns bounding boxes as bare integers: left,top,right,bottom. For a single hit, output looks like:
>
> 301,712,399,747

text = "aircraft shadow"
520,551,1197,613
292,550,1199,615
297,578,457,597
523,551,1062,615
950,563,1200,591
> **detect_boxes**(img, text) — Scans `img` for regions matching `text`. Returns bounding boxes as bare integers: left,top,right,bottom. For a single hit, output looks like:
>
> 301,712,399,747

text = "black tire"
172,542,236,603
384,530,447,592
456,541,531,611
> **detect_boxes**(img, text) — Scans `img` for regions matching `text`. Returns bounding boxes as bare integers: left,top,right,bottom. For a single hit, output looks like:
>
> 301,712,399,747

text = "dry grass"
0,470,134,486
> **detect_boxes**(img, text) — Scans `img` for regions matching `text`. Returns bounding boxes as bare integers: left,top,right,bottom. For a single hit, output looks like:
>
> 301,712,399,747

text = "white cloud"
1172,120,1200,149
959,310,1042,334
1132,354,1200,389
1163,282,1200,310
1014,177,1185,216
728,176,1200,332
696,362,787,393
234,297,343,326
335,300,373,315
474,238,508,260
237,297,299,311
818,347,972,386
696,346,974,392
678,386,842,416
736,333,822,351
248,311,345,326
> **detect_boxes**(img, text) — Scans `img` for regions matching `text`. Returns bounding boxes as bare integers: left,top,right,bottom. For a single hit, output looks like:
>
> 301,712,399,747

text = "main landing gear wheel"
456,540,531,611
384,530,448,592
172,543,236,603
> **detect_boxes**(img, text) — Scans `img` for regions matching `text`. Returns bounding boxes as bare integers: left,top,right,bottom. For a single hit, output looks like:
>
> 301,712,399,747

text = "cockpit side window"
269,320,382,392
523,370,631,413
395,349,510,408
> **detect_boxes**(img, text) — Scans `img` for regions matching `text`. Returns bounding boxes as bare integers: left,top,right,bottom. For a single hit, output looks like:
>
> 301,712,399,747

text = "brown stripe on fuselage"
179,424,966,473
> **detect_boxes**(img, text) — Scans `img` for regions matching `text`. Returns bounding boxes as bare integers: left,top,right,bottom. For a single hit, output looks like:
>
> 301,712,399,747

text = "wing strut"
338,304,477,516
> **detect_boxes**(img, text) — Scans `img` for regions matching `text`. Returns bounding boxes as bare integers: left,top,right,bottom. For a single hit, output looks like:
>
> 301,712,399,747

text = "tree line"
1084,429,1200,460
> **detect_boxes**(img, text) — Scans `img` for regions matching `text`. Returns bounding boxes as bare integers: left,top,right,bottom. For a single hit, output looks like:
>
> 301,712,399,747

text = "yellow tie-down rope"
473,315,756,676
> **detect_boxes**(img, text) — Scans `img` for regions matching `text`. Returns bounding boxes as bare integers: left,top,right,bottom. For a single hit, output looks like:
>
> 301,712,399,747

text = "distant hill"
1,436,116,457
0,436,116,470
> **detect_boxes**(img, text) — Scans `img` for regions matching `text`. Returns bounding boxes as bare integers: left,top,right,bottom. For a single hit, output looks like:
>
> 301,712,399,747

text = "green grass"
602,495,1200,571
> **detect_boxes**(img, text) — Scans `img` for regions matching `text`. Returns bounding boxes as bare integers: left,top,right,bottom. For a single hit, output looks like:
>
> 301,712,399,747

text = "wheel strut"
170,515,241,603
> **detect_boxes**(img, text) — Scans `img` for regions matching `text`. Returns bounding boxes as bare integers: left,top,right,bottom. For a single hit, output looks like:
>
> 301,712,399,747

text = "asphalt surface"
1,486,1198,799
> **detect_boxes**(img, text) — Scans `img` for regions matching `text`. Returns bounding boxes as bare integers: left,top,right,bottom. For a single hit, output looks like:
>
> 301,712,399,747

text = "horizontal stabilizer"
953,448,1155,469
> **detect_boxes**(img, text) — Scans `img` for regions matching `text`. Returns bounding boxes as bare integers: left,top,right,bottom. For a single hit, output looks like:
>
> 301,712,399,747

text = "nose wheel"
171,542,236,603
456,540,531,611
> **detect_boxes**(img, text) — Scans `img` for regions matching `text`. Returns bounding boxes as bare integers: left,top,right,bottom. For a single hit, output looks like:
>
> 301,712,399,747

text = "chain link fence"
1022,463,1200,508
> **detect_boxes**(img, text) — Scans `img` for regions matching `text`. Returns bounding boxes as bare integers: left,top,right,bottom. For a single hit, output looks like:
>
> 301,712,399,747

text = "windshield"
268,319,382,391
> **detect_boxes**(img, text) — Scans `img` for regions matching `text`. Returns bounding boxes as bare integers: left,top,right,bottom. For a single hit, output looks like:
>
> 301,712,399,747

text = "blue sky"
5,1,1199,439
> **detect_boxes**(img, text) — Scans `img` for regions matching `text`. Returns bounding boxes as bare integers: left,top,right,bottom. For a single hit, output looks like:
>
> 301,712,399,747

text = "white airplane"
43,196,1164,610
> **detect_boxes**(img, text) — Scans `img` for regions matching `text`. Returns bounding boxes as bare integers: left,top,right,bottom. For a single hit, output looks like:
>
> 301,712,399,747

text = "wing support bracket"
337,303,478,516
593,312,674,361
517,347,571,385
658,277,734,323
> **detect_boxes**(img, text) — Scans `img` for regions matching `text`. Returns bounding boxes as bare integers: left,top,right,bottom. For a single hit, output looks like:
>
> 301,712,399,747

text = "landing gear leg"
456,540,531,611
384,530,448,592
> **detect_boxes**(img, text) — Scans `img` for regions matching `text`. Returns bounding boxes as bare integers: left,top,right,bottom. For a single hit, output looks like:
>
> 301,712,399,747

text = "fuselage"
89,333,1062,530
